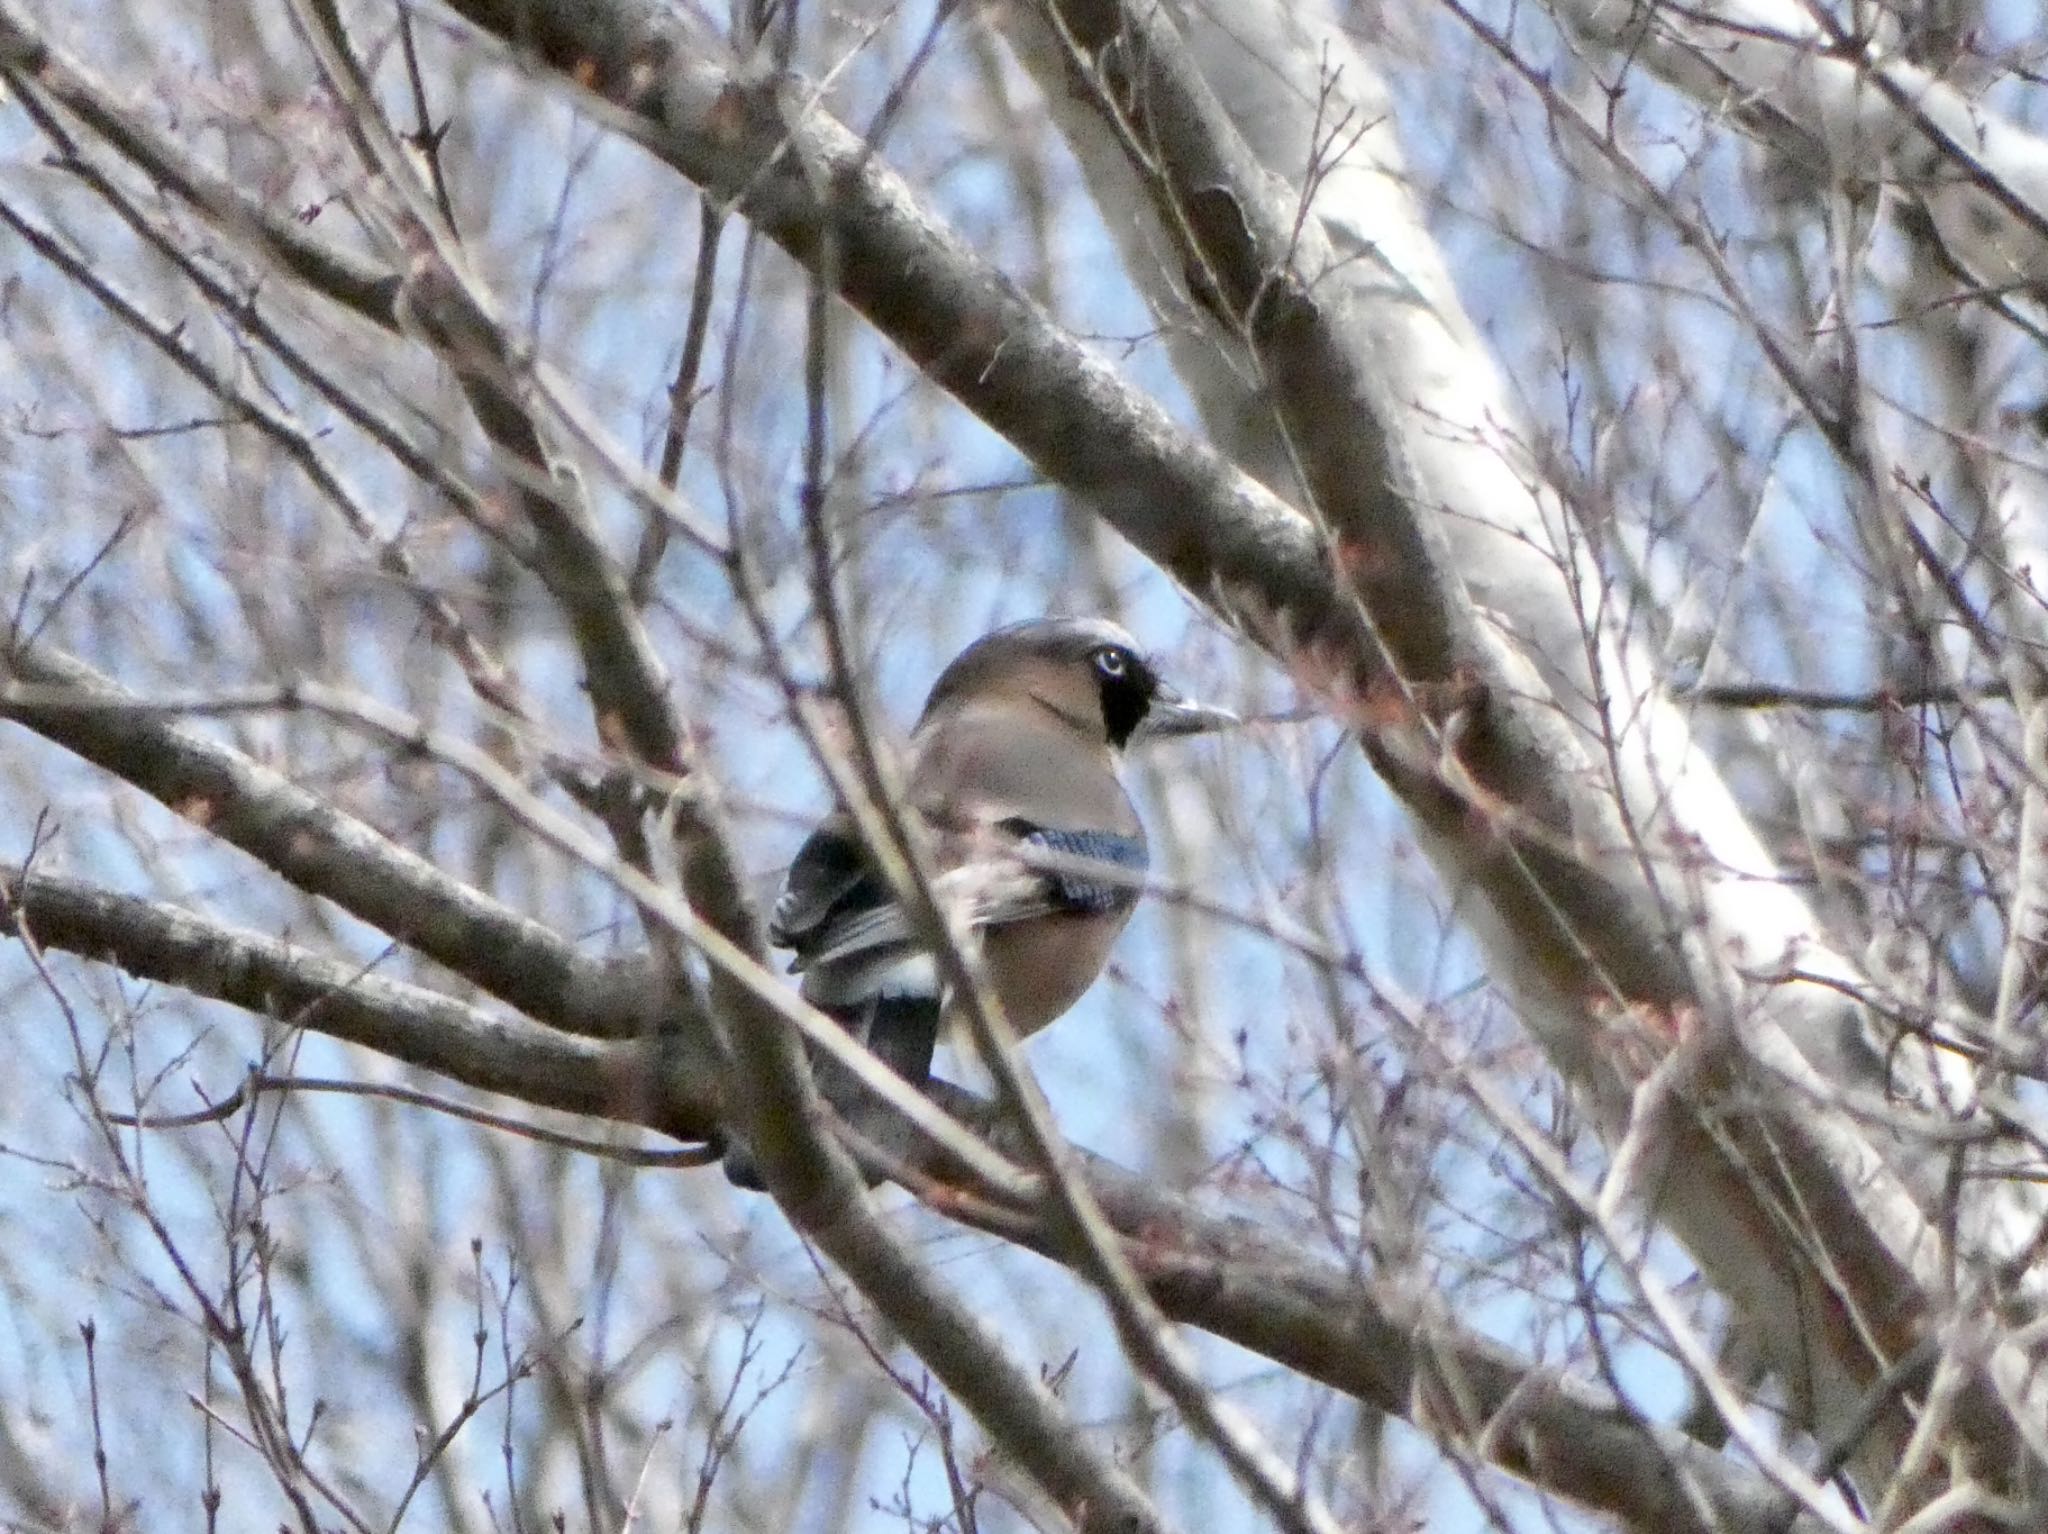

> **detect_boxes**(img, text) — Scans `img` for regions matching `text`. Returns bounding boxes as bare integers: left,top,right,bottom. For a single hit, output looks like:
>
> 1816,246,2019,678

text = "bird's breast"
958,906,1132,1041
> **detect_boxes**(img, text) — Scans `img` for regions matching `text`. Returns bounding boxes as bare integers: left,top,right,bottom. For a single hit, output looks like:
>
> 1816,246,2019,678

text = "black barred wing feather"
771,815,1148,979
770,813,886,964
1002,821,1148,915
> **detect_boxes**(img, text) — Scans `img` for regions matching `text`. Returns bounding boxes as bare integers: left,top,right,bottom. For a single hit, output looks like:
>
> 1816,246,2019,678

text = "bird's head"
917,617,1235,750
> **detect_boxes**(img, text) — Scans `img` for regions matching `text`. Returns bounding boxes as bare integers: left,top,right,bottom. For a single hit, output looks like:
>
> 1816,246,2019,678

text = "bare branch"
0,645,680,1047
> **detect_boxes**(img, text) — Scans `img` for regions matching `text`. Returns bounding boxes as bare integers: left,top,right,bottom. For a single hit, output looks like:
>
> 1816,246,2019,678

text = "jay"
726,617,1231,1188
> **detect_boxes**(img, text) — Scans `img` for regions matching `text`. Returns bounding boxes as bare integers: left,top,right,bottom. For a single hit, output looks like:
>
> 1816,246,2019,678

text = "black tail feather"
721,993,941,1191
860,993,941,1088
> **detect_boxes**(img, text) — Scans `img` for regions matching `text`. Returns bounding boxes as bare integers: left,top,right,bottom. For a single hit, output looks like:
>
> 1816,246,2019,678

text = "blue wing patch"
1012,824,1148,914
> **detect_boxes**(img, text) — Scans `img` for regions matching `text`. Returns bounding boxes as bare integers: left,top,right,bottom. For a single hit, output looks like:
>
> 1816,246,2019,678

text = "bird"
724,617,1233,1189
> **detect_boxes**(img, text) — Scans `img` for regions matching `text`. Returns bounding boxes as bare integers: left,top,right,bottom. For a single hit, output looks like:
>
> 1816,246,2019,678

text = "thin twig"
396,0,461,237
1682,680,2013,711
110,1071,719,1168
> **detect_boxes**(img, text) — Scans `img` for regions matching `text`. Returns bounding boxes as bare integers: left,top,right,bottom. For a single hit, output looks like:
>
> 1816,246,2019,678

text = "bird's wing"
1000,821,1149,915
777,818,1150,977
788,857,1051,974
769,812,880,952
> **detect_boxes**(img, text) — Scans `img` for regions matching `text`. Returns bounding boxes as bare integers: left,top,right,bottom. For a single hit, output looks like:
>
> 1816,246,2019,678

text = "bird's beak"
1137,684,1239,739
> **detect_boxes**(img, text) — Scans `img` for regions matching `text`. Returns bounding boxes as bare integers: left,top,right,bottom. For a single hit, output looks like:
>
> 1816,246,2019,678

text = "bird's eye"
1092,645,1131,680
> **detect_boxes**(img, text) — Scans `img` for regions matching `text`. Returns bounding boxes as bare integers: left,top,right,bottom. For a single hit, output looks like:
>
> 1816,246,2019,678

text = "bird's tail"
721,991,942,1191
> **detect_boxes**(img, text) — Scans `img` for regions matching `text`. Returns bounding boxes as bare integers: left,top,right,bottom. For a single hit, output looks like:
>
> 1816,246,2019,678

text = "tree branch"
0,646,680,1047
0,865,659,1123
0,857,1816,1534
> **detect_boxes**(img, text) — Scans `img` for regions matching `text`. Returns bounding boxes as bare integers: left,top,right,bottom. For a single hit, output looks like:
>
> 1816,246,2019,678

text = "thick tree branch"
0,857,1814,1534
430,0,1385,694
0,866,655,1123
0,646,677,1047
1012,0,2047,1501
284,0,761,999
410,0,2045,1502
0,859,1164,1534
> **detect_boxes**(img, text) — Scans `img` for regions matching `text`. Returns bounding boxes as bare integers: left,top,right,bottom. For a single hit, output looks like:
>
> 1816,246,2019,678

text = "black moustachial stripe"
1097,659,1158,748
1008,822,1148,914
